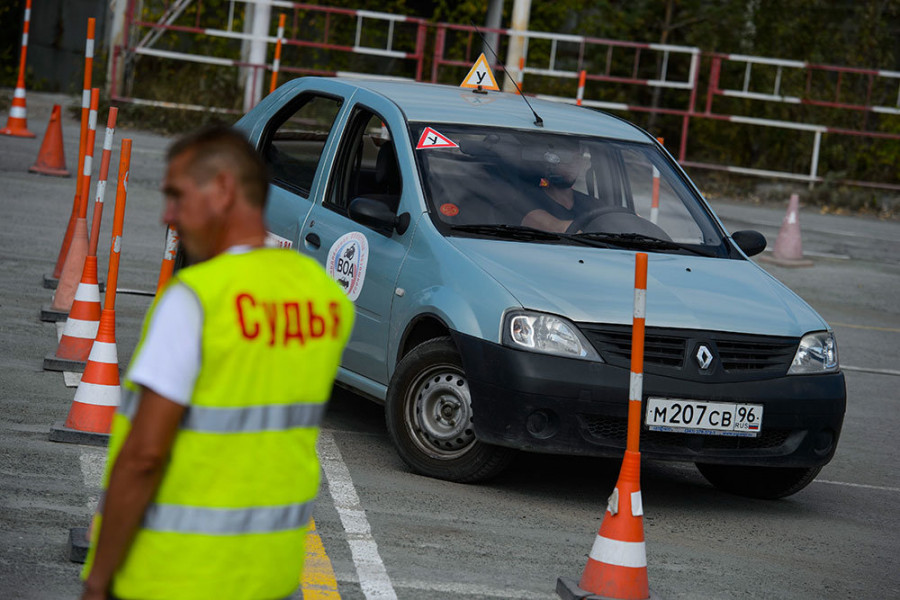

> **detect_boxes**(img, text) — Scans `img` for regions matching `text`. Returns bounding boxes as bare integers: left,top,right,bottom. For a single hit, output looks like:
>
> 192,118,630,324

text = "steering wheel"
565,206,634,234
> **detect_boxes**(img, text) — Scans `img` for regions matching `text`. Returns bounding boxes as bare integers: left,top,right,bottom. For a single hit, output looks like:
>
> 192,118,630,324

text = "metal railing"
109,1,899,191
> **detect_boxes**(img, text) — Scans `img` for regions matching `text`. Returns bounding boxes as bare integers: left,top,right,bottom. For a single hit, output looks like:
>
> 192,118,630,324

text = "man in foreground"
81,126,354,600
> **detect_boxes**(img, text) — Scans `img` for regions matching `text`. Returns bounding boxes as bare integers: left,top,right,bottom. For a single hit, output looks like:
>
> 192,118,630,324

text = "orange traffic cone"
1,84,35,138
1,0,35,138
760,193,813,267
29,104,69,176
557,451,654,600
50,309,119,446
41,218,89,322
44,255,101,372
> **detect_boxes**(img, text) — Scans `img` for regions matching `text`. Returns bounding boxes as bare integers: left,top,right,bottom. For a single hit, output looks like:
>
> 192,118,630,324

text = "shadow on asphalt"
324,386,818,516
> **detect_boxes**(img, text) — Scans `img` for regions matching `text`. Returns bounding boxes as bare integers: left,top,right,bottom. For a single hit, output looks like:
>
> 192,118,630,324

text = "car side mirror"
732,230,767,257
348,197,410,236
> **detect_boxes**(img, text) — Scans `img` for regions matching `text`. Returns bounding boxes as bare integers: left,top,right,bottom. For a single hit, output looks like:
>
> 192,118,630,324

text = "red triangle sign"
416,127,459,150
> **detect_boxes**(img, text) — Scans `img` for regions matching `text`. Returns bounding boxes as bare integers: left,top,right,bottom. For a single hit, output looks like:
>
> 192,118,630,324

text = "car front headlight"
788,331,839,374
502,310,602,361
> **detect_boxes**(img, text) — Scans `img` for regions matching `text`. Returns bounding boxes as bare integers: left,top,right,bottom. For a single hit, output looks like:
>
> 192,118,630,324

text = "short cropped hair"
167,126,270,208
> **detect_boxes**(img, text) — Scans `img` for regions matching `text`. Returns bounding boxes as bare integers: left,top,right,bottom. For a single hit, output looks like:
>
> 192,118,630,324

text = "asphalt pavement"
1,91,898,600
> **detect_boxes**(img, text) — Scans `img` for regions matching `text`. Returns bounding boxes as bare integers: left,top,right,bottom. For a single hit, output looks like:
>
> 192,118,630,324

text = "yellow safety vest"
83,248,354,600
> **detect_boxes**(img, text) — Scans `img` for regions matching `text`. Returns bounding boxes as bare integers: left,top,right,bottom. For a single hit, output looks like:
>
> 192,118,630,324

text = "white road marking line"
324,571,557,599
842,365,900,377
79,446,106,513
317,431,398,600
831,322,900,333
761,248,851,260
815,479,900,493
390,578,558,599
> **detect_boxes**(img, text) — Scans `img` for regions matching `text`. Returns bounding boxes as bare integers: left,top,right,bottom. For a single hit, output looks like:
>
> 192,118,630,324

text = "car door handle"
304,232,321,249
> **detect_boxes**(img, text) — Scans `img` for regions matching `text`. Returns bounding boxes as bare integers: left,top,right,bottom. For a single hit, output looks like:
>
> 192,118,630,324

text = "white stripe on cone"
633,288,646,317
74,284,101,302
588,535,647,568
95,180,107,203
87,341,118,363
10,106,27,119
14,87,25,99
73,381,120,407
62,318,100,339
628,372,643,402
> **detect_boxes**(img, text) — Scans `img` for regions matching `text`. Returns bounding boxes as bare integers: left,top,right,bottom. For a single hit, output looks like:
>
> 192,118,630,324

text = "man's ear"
208,169,238,215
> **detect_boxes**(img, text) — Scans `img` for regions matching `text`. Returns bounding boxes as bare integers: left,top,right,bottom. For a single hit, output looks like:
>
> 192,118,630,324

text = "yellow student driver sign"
460,53,500,91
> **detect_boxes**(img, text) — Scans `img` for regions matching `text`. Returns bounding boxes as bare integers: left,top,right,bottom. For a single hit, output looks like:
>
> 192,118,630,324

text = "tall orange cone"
50,138,132,447
44,255,102,372
45,17,96,289
760,193,813,267
29,104,70,176
42,217,89,322
567,451,651,599
1,0,35,138
41,88,100,322
156,225,180,294
49,310,118,446
558,254,656,600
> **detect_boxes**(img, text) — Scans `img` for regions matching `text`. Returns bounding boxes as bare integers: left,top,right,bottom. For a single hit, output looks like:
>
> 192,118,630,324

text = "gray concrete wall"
28,0,110,93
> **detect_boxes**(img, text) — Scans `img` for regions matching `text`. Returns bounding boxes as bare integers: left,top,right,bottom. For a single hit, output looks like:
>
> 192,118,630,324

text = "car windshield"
410,124,726,255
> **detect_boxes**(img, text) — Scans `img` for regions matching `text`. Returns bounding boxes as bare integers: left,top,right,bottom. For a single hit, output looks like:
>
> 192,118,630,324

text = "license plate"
645,398,763,437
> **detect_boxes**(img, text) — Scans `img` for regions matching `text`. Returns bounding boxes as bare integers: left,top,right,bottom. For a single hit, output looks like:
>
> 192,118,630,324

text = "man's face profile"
161,151,222,262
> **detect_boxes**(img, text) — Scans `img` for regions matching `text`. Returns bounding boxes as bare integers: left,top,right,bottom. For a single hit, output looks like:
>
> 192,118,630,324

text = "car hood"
446,238,827,336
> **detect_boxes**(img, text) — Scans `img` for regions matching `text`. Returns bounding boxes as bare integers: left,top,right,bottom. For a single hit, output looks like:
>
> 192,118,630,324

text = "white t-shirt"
126,246,256,405
126,282,202,406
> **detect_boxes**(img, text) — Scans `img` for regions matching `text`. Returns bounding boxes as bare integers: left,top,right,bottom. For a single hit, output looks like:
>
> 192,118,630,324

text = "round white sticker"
326,232,369,301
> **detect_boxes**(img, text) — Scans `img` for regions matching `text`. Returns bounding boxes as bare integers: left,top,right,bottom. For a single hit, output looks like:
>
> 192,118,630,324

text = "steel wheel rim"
404,363,476,460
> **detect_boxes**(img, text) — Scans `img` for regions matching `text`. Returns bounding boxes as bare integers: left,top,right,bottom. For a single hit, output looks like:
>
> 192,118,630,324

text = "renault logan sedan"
234,77,845,498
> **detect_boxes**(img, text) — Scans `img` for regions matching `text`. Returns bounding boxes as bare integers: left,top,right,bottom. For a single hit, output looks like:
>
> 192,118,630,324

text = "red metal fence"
110,0,899,191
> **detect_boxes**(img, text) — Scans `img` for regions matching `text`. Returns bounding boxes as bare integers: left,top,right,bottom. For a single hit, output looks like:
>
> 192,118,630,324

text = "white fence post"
243,0,271,112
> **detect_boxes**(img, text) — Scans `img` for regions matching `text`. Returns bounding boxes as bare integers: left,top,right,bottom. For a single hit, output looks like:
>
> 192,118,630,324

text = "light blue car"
235,77,845,499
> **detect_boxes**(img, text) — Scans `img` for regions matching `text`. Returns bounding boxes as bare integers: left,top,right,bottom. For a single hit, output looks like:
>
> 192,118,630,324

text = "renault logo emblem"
696,345,714,370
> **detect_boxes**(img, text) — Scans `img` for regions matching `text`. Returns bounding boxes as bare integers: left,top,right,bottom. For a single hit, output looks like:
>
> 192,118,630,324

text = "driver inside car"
521,143,597,233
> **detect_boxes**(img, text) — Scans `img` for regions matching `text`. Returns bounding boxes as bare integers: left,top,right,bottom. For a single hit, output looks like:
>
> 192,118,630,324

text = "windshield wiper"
572,232,718,257
450,224,564,242
450,224,620,249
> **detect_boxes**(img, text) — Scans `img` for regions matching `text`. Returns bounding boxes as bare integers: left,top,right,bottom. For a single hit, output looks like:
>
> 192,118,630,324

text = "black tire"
696,463,822,499
385,337,515,482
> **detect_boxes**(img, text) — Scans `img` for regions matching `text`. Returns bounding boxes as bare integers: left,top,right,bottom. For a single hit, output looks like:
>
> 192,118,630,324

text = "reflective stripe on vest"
97,493,314,535
119,387,326,433
144,501,313,534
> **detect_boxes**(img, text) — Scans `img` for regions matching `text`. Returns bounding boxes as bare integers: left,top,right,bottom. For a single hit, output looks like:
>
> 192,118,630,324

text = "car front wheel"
385,337,515,482
696,463,822,499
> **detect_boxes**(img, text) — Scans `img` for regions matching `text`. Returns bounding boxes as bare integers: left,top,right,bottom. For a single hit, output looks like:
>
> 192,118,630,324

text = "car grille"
581,328,686,367
580,414,791,450
578,324,799,379
716,338,797,371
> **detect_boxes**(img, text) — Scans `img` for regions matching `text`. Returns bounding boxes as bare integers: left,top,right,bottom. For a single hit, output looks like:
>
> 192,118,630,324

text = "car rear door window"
263,94,343,198
326,108,402,218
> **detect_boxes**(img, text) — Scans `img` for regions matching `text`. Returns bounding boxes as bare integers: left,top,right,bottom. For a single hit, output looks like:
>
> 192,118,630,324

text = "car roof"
324,77,653,142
